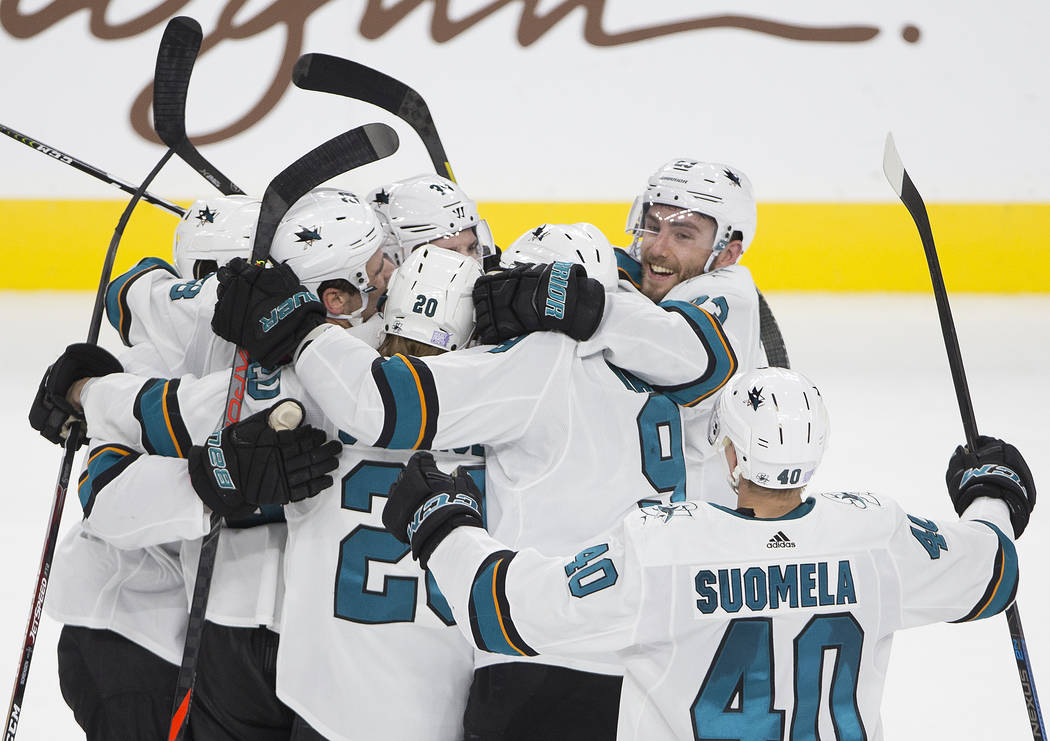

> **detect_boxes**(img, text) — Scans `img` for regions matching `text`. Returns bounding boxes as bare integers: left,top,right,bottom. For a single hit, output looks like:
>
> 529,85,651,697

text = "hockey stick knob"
268,399,304,431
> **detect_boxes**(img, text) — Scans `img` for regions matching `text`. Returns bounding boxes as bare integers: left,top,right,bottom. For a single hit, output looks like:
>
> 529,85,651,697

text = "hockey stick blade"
250,122,399,264
883,132,1046,741
292,53,455,182
881,133,978,450
168,121,398,741
0,122,184,216
154,16,244,195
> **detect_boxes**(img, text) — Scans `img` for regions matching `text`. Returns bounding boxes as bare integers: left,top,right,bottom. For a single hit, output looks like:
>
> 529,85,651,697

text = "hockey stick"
167,122,399,741
3,148,175,741
292,53,455,183
290,53,797,365
154,17,244,196
0,122,184,216
882,132,1046,741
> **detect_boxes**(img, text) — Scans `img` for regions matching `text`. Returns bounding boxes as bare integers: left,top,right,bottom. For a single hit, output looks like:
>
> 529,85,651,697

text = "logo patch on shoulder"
639,501,697,523
822,491,881,509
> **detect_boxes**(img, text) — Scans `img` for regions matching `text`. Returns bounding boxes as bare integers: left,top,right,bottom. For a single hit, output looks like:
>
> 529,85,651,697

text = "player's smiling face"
638,204,717,302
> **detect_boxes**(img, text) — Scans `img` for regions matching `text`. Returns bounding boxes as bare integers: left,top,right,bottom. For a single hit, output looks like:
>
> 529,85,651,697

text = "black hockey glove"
472,261,605,345
28,343,123,447
188,399,342,519
382,451,483,569
212,257,326,368
946,435,1036,538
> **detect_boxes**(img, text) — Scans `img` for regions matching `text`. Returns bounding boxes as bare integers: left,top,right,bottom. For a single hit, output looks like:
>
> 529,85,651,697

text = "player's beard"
642,257,706,303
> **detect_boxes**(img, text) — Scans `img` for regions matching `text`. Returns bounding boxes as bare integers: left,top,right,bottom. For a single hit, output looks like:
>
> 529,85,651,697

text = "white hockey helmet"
369,174,495,266
627,159,757,269
172,195,260,278
382,244,482,351
501,223,619,290
707,367,829,491
269,188,385,321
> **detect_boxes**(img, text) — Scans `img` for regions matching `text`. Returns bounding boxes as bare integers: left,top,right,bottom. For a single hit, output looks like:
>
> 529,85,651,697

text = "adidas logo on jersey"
767,531,795,548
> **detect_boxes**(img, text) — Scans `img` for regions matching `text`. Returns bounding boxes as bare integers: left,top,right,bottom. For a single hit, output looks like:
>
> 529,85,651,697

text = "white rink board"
1,1,1048,202
0,292,1047,740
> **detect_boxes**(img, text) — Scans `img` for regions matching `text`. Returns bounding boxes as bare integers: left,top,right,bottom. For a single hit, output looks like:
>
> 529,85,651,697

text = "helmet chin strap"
327,283,377,327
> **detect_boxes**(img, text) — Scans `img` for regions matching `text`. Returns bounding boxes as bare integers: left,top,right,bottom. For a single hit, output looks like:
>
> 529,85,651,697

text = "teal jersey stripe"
105,257,176,345
469,555,528,657
78,445,138,516
654,300,737,407
969,520,1019,621
374,356,426,449
614,247,642,288
134,379,182,457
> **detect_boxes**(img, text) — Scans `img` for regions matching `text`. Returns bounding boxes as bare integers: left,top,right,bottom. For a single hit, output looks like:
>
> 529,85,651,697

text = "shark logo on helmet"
747,386,764,411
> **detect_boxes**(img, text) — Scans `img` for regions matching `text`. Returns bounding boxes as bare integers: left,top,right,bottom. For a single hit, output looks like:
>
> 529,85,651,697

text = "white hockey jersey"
277,444,482,741
293,293,737,675
46,341,191,663
617,248,767,507
428,492,1019,741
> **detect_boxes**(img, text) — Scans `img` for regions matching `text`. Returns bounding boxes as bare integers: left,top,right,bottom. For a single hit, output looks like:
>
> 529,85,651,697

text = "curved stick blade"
293,53,454,182
153,16,202,147
250,122,399,264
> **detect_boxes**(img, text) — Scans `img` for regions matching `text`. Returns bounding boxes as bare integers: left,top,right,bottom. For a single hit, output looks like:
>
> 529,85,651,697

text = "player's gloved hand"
28,343,123,447
472,261,605,345
946,435,1036,538
212,257,326,368
382,451,483,569
188,399,342,519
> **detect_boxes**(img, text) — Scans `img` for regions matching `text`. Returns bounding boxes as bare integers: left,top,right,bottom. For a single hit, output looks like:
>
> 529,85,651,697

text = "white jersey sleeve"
663,264,764,373
428,523,640,659
885,497,1018,629
105,257,235,376
294,327,566,450
577,287,739,407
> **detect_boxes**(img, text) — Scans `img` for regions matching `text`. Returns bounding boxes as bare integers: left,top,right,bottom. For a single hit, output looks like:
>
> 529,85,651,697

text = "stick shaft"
0,122,184,216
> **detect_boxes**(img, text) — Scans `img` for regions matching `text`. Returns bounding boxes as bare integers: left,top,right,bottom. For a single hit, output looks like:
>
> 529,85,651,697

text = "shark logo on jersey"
747,386,764,411
196,205,217,225
822,491,881,509
294,226,322,245
723,168,742,187
639,501,697,523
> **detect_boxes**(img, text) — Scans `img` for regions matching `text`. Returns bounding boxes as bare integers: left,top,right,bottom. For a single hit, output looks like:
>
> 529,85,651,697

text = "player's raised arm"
889,436,1035,629
382,452,641,656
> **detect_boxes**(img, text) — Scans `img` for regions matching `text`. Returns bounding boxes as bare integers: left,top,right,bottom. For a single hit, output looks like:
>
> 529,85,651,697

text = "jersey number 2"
333,461,484,626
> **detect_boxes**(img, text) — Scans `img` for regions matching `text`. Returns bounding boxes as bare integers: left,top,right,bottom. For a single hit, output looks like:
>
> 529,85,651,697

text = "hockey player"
209,222,740,740
369,173,496,265
28,193,259,739
33,187,389,739
44,247,488,741
382,367,1035,741
617,159,768,505
277,245,486,740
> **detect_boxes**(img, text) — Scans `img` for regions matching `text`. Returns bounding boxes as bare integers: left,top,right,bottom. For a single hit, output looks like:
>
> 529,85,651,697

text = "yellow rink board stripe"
1,200,1047,292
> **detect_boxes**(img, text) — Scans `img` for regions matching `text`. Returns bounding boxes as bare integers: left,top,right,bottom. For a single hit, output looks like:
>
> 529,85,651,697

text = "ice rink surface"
0,291,1046,740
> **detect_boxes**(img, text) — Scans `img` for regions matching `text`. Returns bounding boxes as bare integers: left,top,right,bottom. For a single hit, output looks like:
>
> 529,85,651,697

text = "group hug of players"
28,158,1036,741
